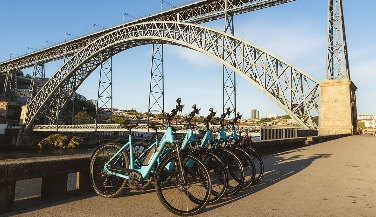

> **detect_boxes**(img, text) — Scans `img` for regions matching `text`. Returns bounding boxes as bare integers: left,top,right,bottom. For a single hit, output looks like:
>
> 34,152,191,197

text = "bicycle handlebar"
218,107,232,127
165,98,184,126
203,108,217,129
229,112,242,127
185,104,200,125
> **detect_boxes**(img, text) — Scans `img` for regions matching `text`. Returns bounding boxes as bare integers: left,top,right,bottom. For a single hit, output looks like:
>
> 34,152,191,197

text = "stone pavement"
3,134,376,217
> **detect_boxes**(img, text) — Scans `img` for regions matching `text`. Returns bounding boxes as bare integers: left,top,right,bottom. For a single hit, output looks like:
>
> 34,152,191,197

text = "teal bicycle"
199,108,246,196
90,99,212,215
180,104,228,204
228,114,264,185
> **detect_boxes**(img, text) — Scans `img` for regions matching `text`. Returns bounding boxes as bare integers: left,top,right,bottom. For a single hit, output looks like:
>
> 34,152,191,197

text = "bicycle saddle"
120,121,138,129
148,122,164,131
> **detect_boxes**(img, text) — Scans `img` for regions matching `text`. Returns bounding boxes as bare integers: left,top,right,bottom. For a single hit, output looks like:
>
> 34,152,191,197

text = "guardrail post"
76,171,92,191
0,181,15,213
41,174,68,199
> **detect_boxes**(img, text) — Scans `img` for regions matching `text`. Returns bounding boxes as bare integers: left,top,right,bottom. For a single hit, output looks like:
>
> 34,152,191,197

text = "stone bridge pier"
319,78,357,135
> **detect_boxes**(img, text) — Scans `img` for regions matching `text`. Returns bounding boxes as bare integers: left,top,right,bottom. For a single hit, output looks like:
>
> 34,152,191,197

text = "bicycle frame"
103,126,175,180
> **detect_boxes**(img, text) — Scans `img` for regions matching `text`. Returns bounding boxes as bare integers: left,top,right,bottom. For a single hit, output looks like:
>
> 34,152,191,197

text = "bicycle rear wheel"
213,148,244,196
231,147,255,189
90,142,128,198
155,152,211,215
201,151,228,204
245,147,264,184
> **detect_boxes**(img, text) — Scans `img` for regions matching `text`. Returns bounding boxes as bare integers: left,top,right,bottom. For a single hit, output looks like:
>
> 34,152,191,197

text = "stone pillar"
19,105,27,125
76,171,93,192
319,78,357,135
0,181,15,213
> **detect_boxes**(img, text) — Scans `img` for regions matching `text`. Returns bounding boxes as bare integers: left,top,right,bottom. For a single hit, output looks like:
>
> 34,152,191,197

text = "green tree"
111,114,125,124
357,122,365,128
74,111,91,124
62,94,96,124
10,69,24,77
312,116,319,126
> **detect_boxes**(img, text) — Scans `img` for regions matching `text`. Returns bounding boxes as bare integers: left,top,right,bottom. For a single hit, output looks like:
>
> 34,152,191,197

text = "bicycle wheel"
244,147,264,184
231,147,255,189
213,148,244,196
90,142,128,198
201,151,228,204
155,151,211,215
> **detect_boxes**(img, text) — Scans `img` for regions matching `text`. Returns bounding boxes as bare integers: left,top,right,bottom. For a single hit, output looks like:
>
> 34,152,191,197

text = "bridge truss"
0,0,324,132
23,21,319,131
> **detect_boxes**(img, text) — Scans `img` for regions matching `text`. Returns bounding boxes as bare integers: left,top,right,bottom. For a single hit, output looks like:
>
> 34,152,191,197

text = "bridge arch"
25,21,320,131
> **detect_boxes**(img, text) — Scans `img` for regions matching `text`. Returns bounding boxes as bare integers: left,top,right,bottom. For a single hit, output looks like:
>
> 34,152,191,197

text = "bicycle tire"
200,150,228,204
244,147,264,184
90,142,128,198
213,148,244,196
155,151,211,215
231,147,255,189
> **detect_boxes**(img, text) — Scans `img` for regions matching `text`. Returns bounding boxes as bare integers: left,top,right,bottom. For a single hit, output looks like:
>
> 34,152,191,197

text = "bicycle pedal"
108,166,126,173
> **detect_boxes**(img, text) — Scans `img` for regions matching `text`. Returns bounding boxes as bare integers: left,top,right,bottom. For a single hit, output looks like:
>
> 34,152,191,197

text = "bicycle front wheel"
201,151,228,204
214,148,244,196
245,147,264,184
155,152,212,215
232,147,255,189
90,142,128,198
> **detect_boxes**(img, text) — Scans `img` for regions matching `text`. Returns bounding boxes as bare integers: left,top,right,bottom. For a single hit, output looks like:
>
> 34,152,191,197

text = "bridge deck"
7,134,376,216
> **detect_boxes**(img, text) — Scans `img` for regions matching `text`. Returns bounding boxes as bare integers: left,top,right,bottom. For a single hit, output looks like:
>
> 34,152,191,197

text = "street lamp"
26,47,33,53
9,53,13,60
123,12,135,23
44,40,50,48
65,33,71,42
92,23,104,33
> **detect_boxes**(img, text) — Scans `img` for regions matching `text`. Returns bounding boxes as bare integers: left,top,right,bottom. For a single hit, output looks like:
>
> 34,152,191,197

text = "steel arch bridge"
24,21,319,132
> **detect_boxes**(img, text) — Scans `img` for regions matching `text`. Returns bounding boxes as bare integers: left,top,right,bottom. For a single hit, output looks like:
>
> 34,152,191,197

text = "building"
358,114,376,128
266,113,278,119
0,100,8,118
251,109,259,119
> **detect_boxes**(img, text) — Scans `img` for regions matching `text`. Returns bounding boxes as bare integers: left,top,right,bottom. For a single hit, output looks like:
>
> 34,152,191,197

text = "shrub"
37,134,87,150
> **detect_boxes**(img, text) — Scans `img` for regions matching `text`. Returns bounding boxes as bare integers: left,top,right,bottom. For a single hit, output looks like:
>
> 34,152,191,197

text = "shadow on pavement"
202,148,332,213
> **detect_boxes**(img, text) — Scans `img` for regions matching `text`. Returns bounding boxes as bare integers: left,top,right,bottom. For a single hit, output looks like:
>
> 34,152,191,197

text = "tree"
312,116,319,126
10,69,23,77
74,111,91,124
357,121,365,128
111,114,125,124
61,93,96,124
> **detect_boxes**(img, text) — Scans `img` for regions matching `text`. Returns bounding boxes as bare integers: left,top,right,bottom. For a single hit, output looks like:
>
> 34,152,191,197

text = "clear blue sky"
0,0,375,118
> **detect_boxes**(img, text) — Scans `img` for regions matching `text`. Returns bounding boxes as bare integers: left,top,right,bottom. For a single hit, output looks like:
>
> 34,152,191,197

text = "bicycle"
180,104,228,204
228,112,264,185
200,108,245,196
217,108,256,190
90,98,212,215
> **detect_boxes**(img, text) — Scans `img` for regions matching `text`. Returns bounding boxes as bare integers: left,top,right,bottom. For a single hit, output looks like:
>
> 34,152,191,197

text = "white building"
266,113,278,119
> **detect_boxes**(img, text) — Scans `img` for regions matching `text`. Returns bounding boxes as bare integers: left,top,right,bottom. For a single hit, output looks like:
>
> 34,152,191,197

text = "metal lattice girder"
148,44,165,121
222,13,237,117
28,63,46,102
0,0,295,74
96,56,113,116
24,21,319,131
1,70,17,101
326,0,350,80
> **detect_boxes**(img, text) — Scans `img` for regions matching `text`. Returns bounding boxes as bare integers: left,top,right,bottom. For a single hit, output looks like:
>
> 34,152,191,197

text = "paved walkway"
4,134,376,217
